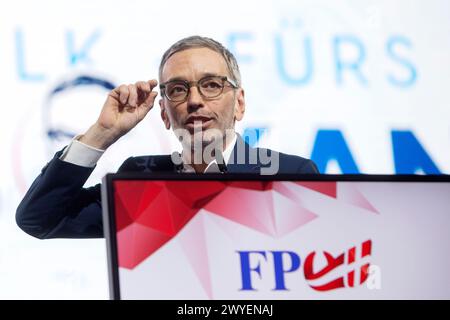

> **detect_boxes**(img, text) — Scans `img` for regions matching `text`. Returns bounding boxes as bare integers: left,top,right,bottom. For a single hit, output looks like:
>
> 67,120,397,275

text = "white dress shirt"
60,133,238,173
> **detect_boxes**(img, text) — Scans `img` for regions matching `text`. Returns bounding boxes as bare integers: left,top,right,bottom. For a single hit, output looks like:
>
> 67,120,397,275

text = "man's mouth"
185,116,214,129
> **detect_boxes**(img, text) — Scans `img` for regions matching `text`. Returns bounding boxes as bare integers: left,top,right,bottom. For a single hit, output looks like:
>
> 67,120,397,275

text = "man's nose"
186,85,204,111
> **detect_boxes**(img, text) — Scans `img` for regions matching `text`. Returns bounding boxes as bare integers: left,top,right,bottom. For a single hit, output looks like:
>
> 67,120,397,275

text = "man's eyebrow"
165,73,222,83
199,72,221,78
164,76,186,83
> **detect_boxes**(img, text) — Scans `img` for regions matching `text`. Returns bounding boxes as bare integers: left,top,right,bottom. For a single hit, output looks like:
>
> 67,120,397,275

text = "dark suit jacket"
16,137,318,239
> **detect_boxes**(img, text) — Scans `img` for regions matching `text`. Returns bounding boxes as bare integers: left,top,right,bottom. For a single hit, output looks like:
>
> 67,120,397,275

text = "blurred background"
0,0,449,299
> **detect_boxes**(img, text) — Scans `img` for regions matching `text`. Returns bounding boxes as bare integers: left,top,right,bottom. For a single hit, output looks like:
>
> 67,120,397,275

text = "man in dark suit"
16,36,318,239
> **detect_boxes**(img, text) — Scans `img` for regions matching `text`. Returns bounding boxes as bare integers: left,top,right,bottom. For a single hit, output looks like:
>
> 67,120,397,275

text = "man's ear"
234,88,245,121
159,99,171,130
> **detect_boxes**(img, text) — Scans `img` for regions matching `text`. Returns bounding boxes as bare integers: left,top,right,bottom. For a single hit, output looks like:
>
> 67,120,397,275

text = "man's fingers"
148,79,158,91
128,84,139,107
133,92,157,123
118,85,129,105
136,81,151,93
135,80,158,108
135,81,150,105
142,91,158,109
114,80,157,107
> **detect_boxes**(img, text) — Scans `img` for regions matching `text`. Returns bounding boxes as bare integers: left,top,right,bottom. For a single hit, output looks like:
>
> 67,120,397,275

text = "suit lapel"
153,135,262,174
227,134,261,173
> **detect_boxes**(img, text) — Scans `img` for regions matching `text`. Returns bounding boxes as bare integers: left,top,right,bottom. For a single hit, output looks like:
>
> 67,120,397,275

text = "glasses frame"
159,75,238,102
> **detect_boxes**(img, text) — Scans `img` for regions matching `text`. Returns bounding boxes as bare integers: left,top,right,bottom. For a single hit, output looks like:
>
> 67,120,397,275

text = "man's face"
159,47,245,148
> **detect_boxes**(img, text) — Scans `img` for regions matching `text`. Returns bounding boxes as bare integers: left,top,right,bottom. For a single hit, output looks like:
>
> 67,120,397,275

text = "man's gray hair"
159,35,241,87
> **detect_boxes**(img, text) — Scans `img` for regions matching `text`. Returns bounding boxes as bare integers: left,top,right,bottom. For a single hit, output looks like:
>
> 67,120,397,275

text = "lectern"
102,173,450,299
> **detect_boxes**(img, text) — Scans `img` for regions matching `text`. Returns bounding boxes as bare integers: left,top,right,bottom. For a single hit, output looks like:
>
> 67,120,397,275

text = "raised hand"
80,79,158,150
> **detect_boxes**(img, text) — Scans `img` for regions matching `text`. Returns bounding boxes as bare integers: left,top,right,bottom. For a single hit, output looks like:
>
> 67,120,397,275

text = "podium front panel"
101,174,450,299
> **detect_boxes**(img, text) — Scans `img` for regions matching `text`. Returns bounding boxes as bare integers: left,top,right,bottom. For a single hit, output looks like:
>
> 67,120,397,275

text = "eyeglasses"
160,75,238,102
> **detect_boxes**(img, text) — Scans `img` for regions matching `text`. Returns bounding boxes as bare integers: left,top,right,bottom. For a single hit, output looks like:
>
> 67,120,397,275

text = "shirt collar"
182,132,237,173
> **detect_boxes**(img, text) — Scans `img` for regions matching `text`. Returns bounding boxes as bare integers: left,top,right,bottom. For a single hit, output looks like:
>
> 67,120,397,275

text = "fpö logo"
237,240,373,292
